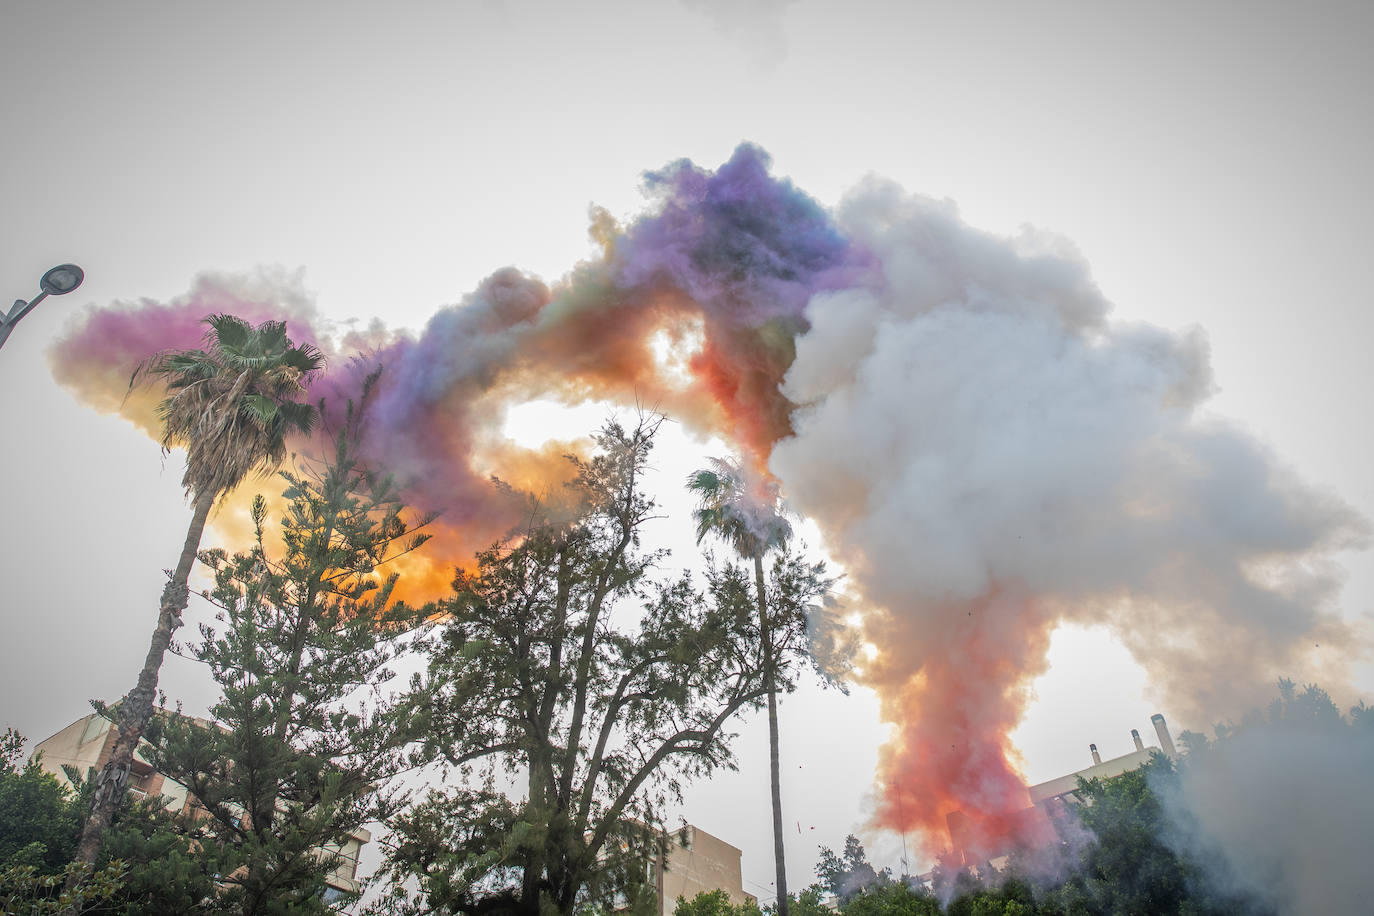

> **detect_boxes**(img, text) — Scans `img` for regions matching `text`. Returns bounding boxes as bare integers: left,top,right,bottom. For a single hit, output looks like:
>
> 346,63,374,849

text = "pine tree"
127,389,432,914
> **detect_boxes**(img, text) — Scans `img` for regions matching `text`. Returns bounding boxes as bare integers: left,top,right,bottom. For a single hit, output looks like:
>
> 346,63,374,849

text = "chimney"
1131,728,1144,752
1089,743,1101,765
1151,714,1177,757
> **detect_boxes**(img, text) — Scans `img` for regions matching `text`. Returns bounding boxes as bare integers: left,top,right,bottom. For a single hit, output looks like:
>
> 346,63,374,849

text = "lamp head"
39,264,84,296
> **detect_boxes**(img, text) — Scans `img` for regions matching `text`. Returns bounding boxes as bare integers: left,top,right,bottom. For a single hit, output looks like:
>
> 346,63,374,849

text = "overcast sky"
3,0,1372,899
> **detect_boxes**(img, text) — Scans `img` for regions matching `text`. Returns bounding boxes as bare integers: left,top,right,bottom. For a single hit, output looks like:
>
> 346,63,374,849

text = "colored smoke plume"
50,146,1367,861
770,178,1367,856
52,146,856,601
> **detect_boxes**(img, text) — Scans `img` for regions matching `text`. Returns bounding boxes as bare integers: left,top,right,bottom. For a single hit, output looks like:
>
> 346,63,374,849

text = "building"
944,713,1178,868
648,824,757,916
32,711,370,900
1025,714,1175,809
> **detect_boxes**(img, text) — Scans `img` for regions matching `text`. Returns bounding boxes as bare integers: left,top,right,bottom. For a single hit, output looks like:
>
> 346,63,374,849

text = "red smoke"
867,590,1055,861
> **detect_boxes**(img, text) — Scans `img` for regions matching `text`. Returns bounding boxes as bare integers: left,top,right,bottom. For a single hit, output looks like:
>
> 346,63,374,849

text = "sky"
3,0,1373,901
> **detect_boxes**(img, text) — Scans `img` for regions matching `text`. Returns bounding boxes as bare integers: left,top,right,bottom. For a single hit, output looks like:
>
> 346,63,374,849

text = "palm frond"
275,399,319,437
203,314,252,352
131,314,324,500
685,456,791,558
283,343,325,375
238,394,281,428
252,320,289,353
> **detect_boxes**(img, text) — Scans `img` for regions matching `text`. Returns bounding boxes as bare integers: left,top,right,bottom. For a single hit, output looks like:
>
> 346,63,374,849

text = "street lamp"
0,264,85,351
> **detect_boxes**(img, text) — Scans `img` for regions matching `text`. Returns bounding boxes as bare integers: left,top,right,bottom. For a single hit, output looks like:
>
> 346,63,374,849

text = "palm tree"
70,315,323,872
686,458,793,916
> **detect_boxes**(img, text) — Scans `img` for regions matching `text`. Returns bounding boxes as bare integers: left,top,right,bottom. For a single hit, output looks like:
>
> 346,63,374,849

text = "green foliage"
0,733,128,912
0,730,80,872
1032,684,1373,915
94,786,220,915
675,888,764,916
0,860,127,915
0,729,211,913
382,419,829,916
688,453,840,916
686,459,792,558
786,885,835,916
837,881,939,916
120,400,430,914
946,876,1036,916
1045,756,1203,915
1265,677,1350,733
816,835,890,903
824,680,1368,915
71,312,328,881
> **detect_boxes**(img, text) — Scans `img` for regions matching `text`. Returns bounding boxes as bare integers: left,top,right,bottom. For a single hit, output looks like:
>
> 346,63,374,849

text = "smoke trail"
51,145,856,599
50,147,1366,860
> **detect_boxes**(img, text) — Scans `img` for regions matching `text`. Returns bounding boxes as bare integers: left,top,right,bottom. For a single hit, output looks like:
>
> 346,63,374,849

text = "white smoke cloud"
769,177,1368,837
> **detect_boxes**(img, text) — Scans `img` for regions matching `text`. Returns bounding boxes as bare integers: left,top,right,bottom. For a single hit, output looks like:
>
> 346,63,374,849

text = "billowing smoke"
770,177,1367,855
52,146,856,598
50,146,1366,861
1155,698,1374,913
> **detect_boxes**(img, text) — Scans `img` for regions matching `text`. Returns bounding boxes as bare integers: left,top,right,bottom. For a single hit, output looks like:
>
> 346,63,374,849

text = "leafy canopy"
381,418,829,916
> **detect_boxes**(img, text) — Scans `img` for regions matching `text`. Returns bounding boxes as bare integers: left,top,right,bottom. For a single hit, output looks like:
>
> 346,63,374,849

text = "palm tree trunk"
67,490,215,881
755,552,789,916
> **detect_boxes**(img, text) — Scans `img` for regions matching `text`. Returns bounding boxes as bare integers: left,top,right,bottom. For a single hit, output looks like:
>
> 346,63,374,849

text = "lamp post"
1,264,85,351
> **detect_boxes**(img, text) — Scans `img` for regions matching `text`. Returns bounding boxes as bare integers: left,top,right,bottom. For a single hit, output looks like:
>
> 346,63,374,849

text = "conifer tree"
125,388,432,914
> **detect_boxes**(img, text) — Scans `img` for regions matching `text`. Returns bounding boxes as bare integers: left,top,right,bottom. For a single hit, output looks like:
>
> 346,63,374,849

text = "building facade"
650,824,757,916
